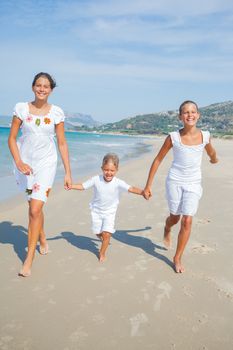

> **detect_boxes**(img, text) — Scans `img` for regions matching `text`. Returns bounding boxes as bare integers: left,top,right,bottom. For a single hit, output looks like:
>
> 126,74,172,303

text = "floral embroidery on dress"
46,188,51,197
26,115,33,123
35,118,41,126
26,188,33,195
44,117,51,124
32,183,40,192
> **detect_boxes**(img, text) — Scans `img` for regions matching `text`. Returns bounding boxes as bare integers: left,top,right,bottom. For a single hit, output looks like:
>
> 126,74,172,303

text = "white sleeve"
53,105,65,124
13,102,27,121
117,178,131,192
82,176,96,190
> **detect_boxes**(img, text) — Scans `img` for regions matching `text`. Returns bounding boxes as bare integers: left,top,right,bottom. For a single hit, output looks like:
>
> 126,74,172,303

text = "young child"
143,100,218,273
71,153,143,262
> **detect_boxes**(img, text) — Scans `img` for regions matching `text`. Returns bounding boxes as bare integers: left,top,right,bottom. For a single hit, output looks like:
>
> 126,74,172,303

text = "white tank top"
167,130,210,184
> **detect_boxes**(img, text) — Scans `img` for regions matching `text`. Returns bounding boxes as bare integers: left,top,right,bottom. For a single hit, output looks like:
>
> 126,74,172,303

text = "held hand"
64,174,72,190
210,157,218,164
16,160,33,175
143,188,152,200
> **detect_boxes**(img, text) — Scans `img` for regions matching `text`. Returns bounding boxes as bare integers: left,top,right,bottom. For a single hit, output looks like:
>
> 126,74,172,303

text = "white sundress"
13,102,65,202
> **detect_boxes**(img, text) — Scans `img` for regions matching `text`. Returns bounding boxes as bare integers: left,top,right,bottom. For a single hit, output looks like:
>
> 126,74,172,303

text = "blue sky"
0,0,233,122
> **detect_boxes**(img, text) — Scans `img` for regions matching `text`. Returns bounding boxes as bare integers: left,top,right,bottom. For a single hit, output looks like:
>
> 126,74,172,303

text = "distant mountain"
1,101,233,136
0,112,101,130
96,101,233,136
64,112,101,130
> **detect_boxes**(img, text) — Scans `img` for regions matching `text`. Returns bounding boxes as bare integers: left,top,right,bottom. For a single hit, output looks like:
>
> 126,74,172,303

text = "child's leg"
173,215,192,273
164,214,180,248
99,231,111,262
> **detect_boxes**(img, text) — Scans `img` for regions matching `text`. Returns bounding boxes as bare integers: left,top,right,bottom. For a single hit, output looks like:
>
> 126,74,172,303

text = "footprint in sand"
197,218,211,225
197,313,208,325
69,328,88,344
135,258,148,271
130,313,148,337
154,281,172,312
182,285,194,298
141,288,150,301
91,275,99,281
92,314,105,325
192,313,209,333
48,298,56,305
191,244,215,254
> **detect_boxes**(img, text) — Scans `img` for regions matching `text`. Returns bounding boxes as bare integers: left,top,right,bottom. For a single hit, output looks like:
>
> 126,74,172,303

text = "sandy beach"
0,137,233,350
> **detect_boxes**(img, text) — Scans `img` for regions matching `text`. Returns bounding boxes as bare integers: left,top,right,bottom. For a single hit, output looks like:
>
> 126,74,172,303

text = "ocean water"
0,127,152,202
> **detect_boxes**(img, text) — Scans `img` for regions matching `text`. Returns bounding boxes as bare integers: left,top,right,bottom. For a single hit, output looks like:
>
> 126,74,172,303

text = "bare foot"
39,242,49,255
163,226,171,249
18,259,32,277
99,254,106,262
173,257,185,273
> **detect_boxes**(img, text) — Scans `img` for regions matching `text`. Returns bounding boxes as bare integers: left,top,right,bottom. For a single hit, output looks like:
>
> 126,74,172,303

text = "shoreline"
0,132,154,204
0,136,157,209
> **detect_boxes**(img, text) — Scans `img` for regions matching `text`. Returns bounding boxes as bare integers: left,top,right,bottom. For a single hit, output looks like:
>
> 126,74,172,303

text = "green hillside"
93,101,233,136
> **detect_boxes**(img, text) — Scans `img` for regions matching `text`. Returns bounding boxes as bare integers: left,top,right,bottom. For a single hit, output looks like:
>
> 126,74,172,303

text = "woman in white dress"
8,72,72,277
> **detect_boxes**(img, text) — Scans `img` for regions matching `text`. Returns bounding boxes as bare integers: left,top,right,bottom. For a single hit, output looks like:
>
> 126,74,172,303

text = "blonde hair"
102,153,119,168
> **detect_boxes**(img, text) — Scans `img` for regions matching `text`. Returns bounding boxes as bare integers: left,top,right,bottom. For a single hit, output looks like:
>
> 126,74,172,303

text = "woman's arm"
205,140,218,163
8,117,32,175
55,122,72,189
144,136,172,199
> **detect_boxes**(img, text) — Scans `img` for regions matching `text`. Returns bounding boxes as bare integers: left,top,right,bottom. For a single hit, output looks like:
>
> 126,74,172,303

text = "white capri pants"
91,211,116,235
166,180,203,216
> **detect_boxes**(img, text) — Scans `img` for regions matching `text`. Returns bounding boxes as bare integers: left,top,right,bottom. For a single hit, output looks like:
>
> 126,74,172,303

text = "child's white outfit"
13,102,65,202
166,130,210,216
82,175,130,234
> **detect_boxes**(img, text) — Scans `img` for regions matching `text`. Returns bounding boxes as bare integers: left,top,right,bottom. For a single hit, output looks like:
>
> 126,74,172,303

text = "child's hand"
143,188,152,200
64,174,72,190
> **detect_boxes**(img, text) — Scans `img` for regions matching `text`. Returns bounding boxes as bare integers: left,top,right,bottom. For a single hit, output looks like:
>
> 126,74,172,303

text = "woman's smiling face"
32,77,52,101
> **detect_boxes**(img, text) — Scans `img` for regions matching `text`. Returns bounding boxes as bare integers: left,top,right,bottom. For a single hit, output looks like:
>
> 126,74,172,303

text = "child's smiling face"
179,103,200,126
102,162,118,182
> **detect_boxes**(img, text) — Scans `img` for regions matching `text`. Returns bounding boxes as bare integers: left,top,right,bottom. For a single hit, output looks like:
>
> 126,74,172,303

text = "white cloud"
1,42,232,84
55,0,233,19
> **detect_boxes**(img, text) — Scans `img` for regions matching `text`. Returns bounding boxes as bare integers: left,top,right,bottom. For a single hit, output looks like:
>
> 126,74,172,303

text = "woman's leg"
39,212,49,254
27,212,48,255
163,213,180,248
173,215,192,273
19,199,44,276
99,231,111,262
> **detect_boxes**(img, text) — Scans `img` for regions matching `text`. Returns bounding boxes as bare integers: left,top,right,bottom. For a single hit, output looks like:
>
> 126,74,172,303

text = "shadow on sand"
113,226,174,269
0,222,173,270
48,232,100,259
0,221,28,263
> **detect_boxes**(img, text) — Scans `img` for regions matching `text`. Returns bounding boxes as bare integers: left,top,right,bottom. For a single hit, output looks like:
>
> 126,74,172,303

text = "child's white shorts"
91,211,116,235
166,180,203,216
